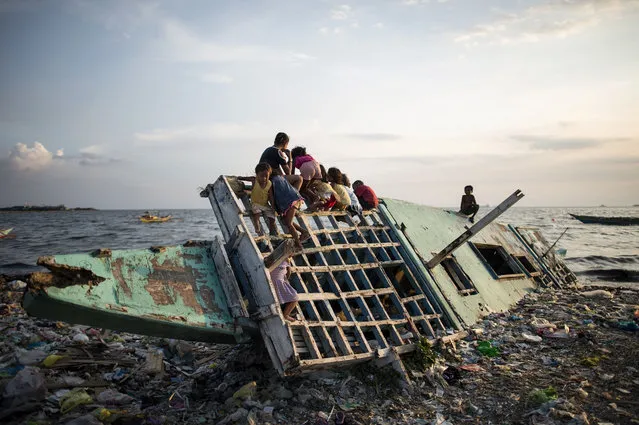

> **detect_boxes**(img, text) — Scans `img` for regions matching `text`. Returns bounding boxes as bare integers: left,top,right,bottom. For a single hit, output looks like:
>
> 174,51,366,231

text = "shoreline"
0,277,637,424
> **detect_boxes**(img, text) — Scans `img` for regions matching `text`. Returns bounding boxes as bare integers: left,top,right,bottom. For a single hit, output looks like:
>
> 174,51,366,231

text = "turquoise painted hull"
23,242,251,343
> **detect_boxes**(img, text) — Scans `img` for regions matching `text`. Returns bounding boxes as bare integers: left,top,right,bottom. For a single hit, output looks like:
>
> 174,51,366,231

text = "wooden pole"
426,190,525,269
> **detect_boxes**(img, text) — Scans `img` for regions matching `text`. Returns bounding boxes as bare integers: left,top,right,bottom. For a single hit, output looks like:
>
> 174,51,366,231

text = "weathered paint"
382,199,537,327
23,241,250,343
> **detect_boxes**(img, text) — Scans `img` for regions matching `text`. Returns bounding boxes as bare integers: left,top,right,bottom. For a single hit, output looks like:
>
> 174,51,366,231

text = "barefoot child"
269,255,299,322
291,146,322,205
271,174,310,248
459,185,479,223
248,163,278,236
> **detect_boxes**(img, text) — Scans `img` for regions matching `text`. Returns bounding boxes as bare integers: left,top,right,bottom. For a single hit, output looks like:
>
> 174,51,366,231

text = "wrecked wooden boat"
569,213,639,226
23,176,577,376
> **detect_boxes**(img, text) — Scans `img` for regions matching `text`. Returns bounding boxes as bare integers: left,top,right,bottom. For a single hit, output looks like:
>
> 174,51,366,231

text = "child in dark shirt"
459,185,479,223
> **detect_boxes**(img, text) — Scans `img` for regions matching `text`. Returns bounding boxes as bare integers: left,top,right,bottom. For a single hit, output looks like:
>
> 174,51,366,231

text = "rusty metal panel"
23,242,249,343
382,199,538,327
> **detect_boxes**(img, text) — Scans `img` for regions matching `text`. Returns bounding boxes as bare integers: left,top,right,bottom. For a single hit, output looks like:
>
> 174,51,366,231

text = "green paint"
382,199,536,327
24,244,248,343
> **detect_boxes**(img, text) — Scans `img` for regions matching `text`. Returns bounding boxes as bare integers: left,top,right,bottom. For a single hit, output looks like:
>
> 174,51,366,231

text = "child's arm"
470,195,477,206
286,263,291,280
268,187,278,216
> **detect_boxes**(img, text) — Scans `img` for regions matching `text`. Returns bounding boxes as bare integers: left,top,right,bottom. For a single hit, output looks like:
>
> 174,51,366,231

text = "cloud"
133,122,272,145
159,18,314,65
331,5,352,20
200,73,234,84
510,134,630,151
3,142,63,171
373,22,384,29
344,133,403,141
454,0,639,46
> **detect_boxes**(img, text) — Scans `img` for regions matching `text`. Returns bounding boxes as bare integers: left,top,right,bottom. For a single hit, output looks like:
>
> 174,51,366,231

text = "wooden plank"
426,190,525,268
301,242,399,255
291,260,404,273
210,237,248,318
264,239,297,272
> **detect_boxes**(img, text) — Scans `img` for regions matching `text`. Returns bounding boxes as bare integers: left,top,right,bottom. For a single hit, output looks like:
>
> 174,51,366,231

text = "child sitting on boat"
352,180,379,210
269,254,298,322
248,163,278,236
327,167,352,211
271,173,310,248
342,174,363,215
290,146,322,205
307,179,338,212
459,185,479,223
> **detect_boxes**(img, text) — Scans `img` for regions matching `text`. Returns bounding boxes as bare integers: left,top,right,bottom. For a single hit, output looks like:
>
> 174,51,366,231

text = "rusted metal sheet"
23,240,251,343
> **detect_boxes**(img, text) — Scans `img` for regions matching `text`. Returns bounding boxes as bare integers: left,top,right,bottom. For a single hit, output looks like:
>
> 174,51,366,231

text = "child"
271,174,310,248
290,146,322,204
459,185,479,223
269,255,298,322
307,179,338,211
342,174,363,215
352,180,379,210
248,163,278,236
259,132,303,190
326,167,352,211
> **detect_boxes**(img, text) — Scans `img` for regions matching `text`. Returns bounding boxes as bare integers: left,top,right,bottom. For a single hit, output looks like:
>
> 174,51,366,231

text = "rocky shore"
1,276,637,425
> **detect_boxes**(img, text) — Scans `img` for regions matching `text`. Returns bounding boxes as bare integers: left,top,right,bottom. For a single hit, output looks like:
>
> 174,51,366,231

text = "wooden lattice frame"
208,176,452,374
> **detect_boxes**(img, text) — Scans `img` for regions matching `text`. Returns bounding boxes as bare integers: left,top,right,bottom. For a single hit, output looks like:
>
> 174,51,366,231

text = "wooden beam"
264,239,297,272
426,190,525,269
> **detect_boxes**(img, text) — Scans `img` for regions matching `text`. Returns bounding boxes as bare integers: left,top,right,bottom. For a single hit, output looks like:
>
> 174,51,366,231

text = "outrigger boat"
0,228,15,239
569,213,639,226
22,176,577,376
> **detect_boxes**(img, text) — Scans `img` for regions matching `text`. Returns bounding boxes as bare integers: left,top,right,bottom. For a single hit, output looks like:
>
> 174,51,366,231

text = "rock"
2,367,47,406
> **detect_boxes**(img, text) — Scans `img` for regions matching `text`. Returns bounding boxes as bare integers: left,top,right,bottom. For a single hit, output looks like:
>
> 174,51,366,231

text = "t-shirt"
294,155,315,170
354,185,379,209
345,186,362,213
259,146,289,175
332,184,352,207
251,180,272,206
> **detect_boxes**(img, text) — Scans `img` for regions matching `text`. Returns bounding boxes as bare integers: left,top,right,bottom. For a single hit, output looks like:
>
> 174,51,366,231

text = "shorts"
299,160,322,181
251,203,276,219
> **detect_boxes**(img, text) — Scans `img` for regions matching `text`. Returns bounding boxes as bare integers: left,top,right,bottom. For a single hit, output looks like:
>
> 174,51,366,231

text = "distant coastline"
0,205,97,212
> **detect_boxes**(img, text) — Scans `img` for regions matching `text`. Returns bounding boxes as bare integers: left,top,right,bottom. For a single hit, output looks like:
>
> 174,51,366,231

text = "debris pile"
1,275,637,424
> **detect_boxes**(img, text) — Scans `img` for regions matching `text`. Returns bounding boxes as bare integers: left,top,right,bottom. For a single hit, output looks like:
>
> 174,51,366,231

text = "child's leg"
285,175,303,191
282,301,298,320
250,212,263,236
284,207,301,248
267,217,279,236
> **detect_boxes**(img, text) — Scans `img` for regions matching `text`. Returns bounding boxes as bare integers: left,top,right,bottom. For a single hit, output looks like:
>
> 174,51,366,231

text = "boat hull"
23,240,252,343
569,213,639,225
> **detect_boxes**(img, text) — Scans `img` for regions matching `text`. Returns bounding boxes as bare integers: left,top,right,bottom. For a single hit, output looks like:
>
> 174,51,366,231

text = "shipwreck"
23,176,577,377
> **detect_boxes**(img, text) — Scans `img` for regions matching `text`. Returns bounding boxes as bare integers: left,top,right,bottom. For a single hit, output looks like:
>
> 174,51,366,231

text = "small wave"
567,255,639,266
0,262,44,276
69,235,90,240
576,268,639,283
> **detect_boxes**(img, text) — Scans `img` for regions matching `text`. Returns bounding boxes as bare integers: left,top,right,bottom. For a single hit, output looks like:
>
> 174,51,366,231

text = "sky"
0,0,638,209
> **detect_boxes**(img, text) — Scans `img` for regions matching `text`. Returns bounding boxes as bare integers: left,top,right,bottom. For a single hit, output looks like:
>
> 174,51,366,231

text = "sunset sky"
1,0,638,208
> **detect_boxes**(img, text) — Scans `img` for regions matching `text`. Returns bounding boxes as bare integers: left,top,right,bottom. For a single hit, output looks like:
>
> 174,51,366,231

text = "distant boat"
139,215,172,223
569,213,639,226
0,228,15,239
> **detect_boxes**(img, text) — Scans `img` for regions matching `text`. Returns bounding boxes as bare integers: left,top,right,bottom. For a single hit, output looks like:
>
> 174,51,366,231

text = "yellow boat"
139,215,172,223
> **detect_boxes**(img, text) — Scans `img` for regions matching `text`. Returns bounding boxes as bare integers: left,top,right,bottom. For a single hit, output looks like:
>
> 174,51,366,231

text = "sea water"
1,207,638,283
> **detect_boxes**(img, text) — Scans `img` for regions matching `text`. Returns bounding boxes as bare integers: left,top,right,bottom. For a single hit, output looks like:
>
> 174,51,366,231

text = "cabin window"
514,255,538,275
441,257,477,296
472,243,522,278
